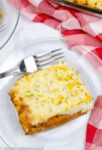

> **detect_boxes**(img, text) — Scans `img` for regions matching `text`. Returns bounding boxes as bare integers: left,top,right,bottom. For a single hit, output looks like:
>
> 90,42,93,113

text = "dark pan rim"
55,0,102,14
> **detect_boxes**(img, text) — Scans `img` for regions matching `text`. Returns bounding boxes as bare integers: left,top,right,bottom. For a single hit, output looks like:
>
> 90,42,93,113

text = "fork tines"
34,48,64,69
0,23,6,31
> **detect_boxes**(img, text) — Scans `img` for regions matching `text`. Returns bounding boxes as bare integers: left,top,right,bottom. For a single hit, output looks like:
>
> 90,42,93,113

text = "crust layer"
20,111,87,135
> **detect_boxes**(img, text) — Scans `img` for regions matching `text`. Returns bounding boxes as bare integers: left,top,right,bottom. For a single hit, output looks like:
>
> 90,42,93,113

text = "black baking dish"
52,0,102,17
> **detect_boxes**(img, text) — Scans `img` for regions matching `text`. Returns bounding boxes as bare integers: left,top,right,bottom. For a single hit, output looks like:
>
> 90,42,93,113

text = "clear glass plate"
0,38,101,149
0,0,20,49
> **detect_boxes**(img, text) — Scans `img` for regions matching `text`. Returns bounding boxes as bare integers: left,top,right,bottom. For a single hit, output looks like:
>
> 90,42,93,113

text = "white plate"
0,0,20,49
0,38,101,150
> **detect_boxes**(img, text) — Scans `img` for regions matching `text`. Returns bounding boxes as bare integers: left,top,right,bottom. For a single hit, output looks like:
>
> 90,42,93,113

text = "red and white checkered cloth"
10,0,102,149
86,96,102,150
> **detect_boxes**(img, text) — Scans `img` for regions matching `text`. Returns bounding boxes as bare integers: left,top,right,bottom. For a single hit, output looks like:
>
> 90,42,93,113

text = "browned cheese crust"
20,111,87,135
9,91,88,135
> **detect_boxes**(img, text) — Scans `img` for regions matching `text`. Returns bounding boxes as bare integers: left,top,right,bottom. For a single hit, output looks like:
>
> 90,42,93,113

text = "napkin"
10,0,102,149
86,96,102,150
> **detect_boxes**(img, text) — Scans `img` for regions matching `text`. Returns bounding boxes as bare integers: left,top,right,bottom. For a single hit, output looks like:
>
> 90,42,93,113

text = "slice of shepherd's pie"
9,62,93,135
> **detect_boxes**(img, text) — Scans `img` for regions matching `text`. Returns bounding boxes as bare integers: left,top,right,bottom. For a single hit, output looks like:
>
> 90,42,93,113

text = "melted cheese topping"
10,62,93,125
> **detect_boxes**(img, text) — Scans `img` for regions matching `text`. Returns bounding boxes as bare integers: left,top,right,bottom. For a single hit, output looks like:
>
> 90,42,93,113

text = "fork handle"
0,66,21,79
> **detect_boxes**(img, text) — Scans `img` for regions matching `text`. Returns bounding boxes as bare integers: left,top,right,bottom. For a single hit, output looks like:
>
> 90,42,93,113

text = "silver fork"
0,48,64,79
